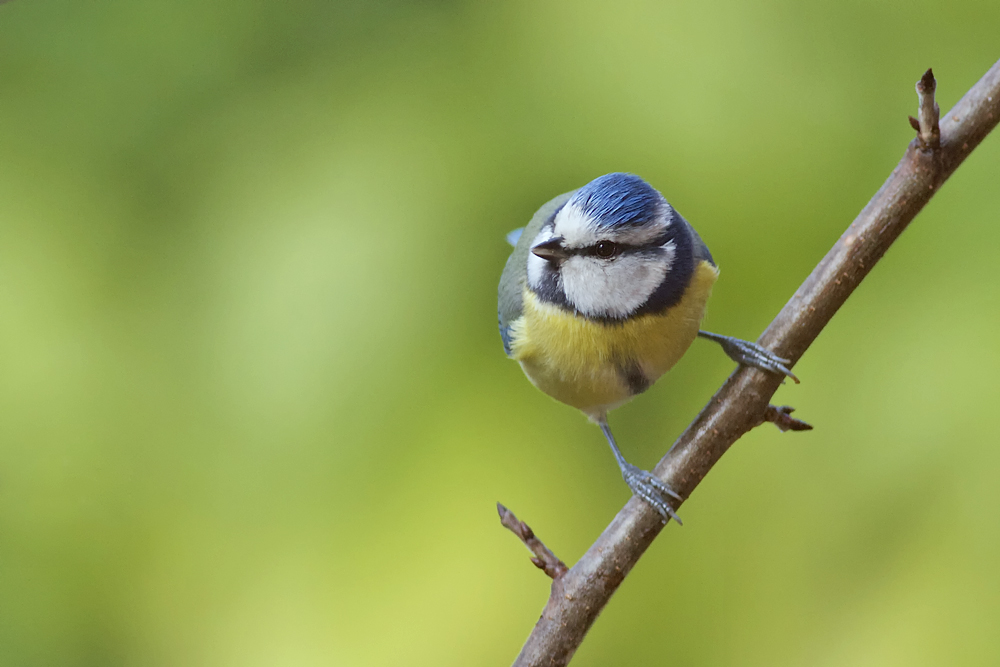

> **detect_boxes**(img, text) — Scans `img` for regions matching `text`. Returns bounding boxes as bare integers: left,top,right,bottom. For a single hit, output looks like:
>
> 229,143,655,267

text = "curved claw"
698,331,800,384
620,463,683,525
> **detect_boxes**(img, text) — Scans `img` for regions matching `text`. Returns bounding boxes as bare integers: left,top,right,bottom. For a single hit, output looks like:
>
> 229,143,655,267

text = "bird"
497,172,797,523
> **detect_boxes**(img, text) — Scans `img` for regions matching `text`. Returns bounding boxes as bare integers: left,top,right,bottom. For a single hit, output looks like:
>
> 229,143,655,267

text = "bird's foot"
699,331,799,383
621,462,683,525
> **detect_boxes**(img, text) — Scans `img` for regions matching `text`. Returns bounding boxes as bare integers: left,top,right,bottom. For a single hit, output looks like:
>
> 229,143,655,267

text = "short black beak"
531,237,568,261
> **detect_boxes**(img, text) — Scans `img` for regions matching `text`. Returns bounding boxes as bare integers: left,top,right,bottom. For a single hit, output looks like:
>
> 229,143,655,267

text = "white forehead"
552,201,670,248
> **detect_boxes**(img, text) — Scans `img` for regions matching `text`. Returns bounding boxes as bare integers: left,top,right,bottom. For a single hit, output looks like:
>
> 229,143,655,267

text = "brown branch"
512,60,1000,666
498,502,569,579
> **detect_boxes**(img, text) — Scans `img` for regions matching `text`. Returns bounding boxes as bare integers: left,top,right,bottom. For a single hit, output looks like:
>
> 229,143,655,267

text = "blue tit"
498,173,796,523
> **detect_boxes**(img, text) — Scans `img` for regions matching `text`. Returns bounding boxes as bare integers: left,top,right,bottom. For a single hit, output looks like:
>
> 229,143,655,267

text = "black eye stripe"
571,231,672,257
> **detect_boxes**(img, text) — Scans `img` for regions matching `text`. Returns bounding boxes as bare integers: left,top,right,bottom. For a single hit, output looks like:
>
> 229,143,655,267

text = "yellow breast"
509,260,719,418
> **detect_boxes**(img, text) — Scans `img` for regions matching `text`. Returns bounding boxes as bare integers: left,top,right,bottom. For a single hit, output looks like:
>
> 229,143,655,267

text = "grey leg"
599,421,682,525
698,330,799,383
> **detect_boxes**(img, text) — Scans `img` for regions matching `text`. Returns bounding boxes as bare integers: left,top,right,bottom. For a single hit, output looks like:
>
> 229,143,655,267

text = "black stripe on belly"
619,362,651,396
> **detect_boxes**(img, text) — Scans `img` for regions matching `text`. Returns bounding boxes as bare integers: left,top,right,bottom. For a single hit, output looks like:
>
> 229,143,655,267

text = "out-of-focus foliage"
1,1,998,665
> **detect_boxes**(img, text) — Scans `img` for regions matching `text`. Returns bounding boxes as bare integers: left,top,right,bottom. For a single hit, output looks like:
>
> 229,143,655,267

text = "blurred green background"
1,1,998,665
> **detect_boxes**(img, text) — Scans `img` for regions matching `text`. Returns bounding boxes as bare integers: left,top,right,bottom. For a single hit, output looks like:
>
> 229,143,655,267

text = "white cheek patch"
561,253,670,318
526,252,548,290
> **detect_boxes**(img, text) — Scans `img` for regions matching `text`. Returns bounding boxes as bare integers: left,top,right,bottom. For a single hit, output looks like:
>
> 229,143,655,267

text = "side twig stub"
497,502,569,580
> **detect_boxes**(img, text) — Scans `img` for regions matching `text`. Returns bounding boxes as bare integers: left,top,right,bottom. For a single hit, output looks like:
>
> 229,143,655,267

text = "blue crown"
570,173,664,228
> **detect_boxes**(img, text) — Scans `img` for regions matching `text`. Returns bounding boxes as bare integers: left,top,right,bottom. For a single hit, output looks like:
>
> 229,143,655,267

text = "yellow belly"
509,260,719,418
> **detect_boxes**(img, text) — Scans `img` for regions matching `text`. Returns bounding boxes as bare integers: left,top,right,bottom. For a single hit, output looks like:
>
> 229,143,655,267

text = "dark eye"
595,241,617,258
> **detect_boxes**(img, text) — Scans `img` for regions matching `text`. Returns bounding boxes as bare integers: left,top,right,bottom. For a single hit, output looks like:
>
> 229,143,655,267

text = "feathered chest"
507,260,719,415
